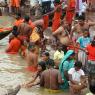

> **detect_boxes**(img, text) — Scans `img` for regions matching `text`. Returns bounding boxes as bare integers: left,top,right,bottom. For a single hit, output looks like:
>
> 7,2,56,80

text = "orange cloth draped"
29,20,36,29
10,0,20,7
0,28,12,32
43,15,49,30
65,0,76,25
26,66,37,72
14,19,24,26
15,19,35,29
6,38,21,54
52,6,62,32
0,28,4,32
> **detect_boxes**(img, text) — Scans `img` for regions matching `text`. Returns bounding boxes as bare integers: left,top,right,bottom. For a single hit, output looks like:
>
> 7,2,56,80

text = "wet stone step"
0,85,21,95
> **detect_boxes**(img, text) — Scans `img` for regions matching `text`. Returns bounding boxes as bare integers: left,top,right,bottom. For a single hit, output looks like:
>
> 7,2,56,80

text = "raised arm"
88,21,95,26
52,26,64,36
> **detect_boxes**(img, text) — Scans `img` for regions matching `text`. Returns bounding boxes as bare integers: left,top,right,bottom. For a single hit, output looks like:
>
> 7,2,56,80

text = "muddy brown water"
0,36,70,95
0,16,69,94
0,12,95,95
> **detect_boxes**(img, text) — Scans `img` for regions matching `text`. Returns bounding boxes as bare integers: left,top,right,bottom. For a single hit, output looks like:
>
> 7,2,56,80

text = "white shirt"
76,0,87,15
54,50,64,61
68,68,85,82
42,0,51,2
30,0,42,6
86,93,94,95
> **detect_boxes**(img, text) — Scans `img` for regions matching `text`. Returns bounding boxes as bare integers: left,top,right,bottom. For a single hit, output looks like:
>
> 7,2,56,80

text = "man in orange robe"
43,15,49,30
14,13,24,27
6,35,21,54
65,0,76,25
52,1,62,32
10,0,20,14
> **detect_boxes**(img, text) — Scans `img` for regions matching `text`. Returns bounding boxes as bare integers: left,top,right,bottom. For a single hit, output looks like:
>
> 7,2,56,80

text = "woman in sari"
59,50,75,90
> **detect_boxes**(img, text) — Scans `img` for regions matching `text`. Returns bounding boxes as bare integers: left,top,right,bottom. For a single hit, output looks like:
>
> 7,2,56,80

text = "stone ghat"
0,85,21,95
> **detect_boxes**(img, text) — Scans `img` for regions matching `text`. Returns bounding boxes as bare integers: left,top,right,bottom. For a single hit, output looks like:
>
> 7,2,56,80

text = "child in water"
77,29,91,68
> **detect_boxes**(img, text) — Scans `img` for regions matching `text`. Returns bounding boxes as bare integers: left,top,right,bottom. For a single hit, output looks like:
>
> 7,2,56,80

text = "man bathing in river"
40,63,63,90
26,43,39,72
6,28,21,54
18,15,32,42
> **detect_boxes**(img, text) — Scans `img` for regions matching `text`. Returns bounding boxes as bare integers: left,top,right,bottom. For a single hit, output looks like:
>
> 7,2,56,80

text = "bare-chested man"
26,43,39,72
71,15,95,41
17,16,32,57
18,15,32,42
52,20,70,45
40,63,63,90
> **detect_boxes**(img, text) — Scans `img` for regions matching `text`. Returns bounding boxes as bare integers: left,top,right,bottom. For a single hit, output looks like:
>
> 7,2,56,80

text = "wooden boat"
0,16,15,40
0,28,12,40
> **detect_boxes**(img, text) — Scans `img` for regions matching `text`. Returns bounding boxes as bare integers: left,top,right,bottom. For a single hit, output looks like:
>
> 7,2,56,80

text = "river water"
0,12,95,95
0,36,69,95
0,18,68,95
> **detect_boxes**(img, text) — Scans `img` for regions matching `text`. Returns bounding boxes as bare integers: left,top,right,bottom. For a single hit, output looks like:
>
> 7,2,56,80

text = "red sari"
65,0,76,25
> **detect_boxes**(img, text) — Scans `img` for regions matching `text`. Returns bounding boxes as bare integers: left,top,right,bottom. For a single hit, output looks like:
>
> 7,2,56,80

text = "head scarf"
59,50,74,89
59,50,74,76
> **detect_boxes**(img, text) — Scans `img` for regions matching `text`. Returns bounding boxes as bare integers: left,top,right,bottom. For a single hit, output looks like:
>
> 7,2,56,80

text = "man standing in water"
26,42,39,72
40,63,63,90
17,15,32,56
18,15,32,42
10,0,20,14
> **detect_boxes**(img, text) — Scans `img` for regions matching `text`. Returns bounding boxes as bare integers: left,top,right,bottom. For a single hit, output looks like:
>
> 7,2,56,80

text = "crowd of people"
0,0,95,95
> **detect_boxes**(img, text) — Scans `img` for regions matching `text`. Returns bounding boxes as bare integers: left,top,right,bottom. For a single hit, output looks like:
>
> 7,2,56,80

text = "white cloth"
78,50,87,66
42,0,51,2
79,2,87,15
68,68,85,82
0,0,4,3
76,0,87,15
30,0,42,6
86,93,93,95
54,50,64,61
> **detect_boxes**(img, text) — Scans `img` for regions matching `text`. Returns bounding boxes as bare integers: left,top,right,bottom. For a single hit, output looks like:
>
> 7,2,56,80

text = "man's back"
40,68,62,90
18,22,31,37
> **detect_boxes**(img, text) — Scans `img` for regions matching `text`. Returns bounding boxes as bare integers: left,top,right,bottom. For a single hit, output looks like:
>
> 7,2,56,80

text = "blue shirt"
77,36,91,48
